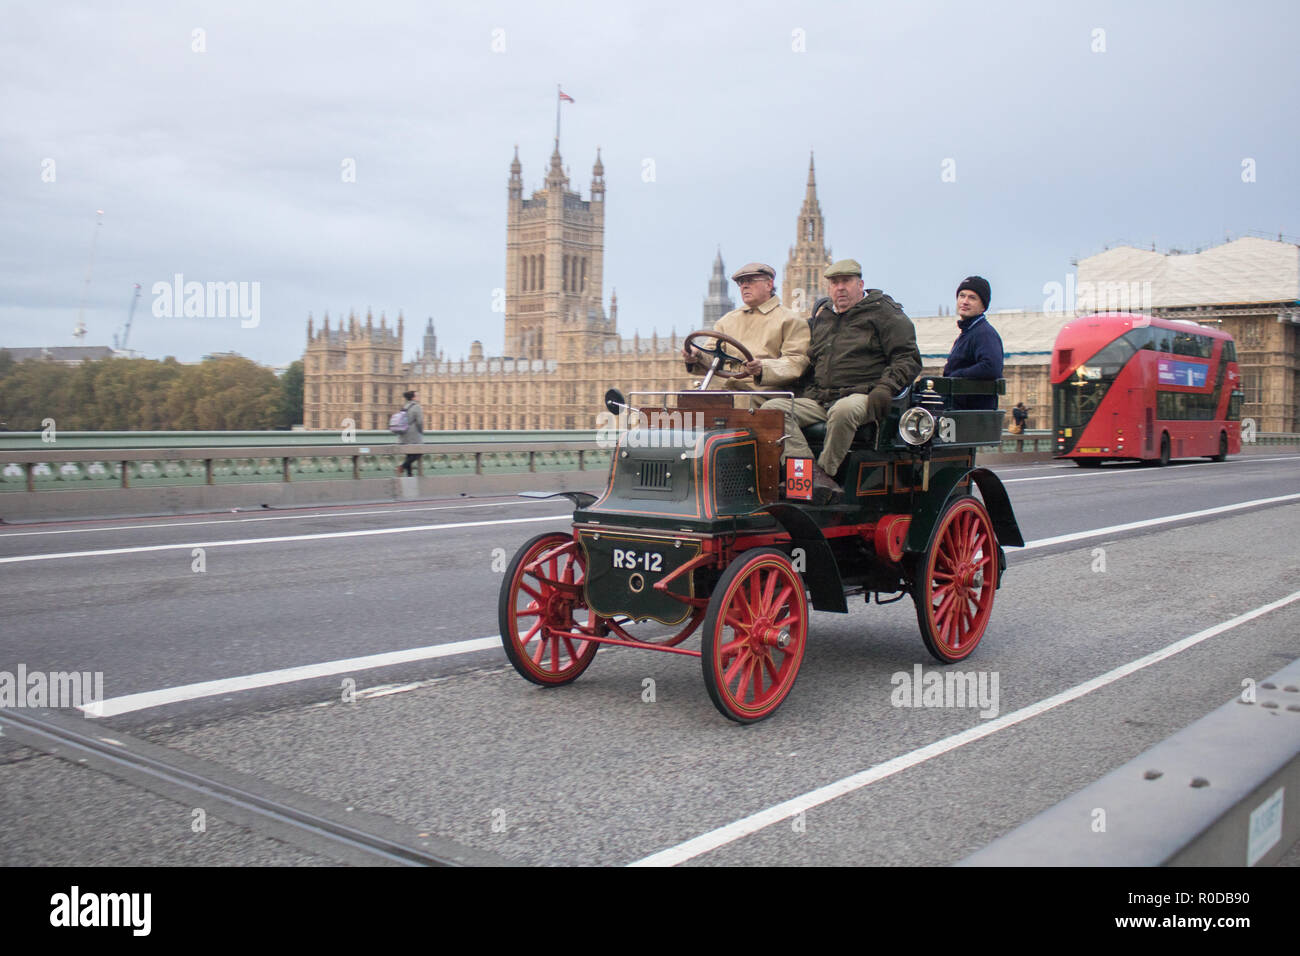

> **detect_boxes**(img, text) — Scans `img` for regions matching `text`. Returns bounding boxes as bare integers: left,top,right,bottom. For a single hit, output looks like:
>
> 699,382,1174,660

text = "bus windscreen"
1053,332,1138,429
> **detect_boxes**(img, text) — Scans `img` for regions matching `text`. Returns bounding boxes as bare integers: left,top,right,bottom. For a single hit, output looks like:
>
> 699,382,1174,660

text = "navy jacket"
942,313,1004,410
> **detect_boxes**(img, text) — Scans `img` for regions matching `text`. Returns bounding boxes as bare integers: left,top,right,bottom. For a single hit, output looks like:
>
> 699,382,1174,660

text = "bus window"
1158,389,1220,420
1158,392,1187,419
1087,334,1138,371
1127,327,1156,350
1152,329,1172,352
1179,333,1213,358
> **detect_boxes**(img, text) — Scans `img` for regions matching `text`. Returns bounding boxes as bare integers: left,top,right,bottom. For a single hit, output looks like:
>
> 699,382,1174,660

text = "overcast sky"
2,0,1296,367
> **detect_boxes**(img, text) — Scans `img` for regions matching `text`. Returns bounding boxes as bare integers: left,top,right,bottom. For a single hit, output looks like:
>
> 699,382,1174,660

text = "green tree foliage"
276,360,304,428
164,356,282,430
0,354,75,430
0,352,289,431
68,358,183,429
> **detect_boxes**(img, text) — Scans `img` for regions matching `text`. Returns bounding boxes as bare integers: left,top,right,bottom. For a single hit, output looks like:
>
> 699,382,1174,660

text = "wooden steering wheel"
683,329,756,380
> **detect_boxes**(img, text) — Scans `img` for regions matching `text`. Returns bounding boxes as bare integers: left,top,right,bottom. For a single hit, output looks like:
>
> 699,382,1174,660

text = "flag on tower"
559,90,574,103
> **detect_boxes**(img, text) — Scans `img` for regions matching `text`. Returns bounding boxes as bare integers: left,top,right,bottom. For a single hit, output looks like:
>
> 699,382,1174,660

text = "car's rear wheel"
912,497,998,664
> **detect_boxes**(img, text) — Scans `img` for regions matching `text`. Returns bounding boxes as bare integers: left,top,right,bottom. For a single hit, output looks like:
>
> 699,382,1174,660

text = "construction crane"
75,209,104,341
113,283,142,352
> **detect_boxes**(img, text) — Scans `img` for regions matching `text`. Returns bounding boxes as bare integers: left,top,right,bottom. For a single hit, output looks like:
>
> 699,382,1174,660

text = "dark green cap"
824,258,862,278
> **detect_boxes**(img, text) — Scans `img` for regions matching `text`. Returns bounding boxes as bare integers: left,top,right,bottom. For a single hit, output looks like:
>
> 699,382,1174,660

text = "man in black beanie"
942,275,1003,410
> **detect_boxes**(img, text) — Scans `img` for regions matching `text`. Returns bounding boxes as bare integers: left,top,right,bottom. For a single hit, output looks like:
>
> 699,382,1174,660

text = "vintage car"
498,329,1024,722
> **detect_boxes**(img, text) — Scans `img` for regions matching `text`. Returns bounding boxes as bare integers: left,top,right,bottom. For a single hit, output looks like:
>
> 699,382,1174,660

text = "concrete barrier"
960,657,1300,866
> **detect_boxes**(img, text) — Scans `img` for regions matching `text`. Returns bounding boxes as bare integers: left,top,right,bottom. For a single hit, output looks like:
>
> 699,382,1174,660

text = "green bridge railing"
0,428,596,450
0,429,1293,494
0,430,605,493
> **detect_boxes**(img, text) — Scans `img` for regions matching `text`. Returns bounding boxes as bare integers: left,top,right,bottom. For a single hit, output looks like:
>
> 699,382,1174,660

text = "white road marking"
55,491,1300,718
354,679,448,700
7,490,1296,566
81,637,503,718
1017,492,1300,551
627,589,1300,867
0,513,569,564
0,497,566,538
1002,454,1300,483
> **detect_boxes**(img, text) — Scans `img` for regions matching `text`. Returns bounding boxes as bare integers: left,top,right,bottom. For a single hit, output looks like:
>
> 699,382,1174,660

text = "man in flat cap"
763,259,921,503
942,275,1003,410
684,261,809,395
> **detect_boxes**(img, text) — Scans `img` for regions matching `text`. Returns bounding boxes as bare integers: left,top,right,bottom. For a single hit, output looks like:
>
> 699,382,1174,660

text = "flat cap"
824,258,862,278
731,262,776,282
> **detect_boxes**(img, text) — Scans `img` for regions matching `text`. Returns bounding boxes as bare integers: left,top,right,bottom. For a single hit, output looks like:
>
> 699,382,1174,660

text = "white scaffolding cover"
1076,237,1300,307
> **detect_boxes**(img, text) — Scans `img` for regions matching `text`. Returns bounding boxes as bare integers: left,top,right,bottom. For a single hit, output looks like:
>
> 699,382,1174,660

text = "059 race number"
785,457,814,501
612,548,663,572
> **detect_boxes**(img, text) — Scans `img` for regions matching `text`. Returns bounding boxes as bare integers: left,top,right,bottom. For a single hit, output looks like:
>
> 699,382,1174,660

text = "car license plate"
1077,447,1101,453
611,547,663,573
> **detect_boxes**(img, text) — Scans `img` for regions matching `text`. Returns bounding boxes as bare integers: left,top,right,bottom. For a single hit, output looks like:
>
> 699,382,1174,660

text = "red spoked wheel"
605,606,705,647
701,548,808,723
912,497,998,664
498,532,600,686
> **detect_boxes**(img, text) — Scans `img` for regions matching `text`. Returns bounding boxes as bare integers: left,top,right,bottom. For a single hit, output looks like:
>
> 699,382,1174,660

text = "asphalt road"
1,449,1297,865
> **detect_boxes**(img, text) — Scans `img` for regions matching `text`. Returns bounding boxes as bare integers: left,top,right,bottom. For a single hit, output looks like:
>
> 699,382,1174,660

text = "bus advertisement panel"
1052,312,1242,466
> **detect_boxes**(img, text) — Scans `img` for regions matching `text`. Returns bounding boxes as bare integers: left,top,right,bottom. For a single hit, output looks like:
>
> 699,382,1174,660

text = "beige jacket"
690,296,811,390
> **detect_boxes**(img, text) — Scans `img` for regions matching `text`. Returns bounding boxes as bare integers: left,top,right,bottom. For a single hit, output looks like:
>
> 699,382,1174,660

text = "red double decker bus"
1053,312,1242,466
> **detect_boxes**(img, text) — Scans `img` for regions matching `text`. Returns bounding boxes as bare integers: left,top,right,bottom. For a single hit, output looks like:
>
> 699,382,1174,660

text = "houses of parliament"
301,146,841,433
301,142,1300,434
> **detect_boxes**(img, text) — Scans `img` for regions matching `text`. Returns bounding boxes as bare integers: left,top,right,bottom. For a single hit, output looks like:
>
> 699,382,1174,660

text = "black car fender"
763,502,848,613
903,467,1024,585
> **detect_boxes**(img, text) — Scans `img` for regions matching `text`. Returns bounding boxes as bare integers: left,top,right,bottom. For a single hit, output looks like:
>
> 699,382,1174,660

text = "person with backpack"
1011,402,1029,434
390,390,425,476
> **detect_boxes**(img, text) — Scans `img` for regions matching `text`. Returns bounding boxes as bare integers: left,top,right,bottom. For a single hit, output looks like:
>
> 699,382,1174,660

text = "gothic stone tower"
302,309,404,431
505,143,610,361
783,153,832,316
701,249,734,329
